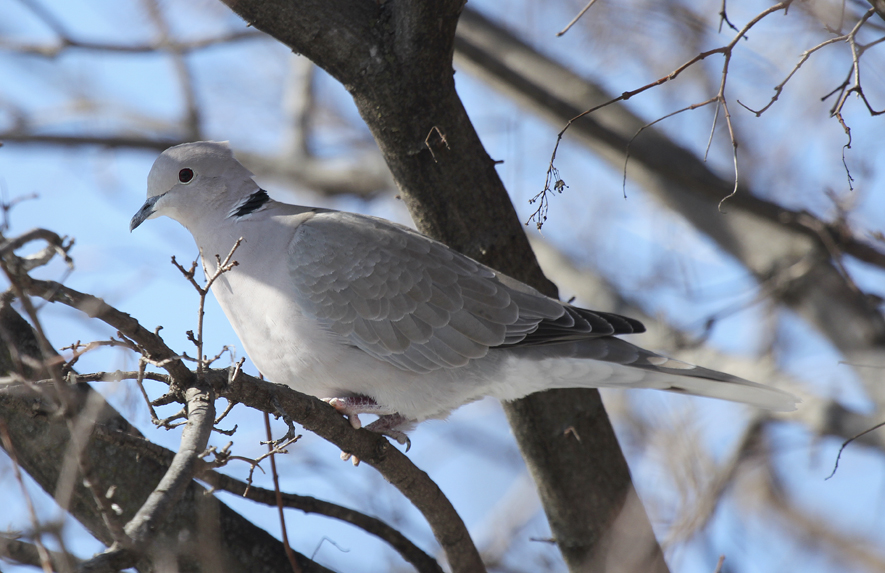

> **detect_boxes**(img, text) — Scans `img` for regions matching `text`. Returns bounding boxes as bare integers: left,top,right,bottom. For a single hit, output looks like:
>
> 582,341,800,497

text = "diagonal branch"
0,301,331,573
22,277,194,387
124,384,215,543
217,369,479,572
20,274,479,572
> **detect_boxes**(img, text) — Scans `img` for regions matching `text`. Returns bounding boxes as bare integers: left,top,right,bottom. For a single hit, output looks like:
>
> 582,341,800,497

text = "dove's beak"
130,194,163,231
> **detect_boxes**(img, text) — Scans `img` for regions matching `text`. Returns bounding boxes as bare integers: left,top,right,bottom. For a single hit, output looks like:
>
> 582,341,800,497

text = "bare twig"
622,101,717,198
245,435,301,488
0,192,39,234
718,0,740,33
556,0,599,37
265,412,303,573
0,228,72,265
531,1,794,227
0,31,263,57
210,465,444,572
136,361,161,423
59,339,134,373
173,239,242,376
739,7,882,151
825,419,885,480
214,398,237,427
737,35,846,116
0,227,226,569
423,126,450,163
3,0,262,58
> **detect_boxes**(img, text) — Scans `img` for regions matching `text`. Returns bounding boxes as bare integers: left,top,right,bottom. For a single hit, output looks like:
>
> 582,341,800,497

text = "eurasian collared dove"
131,141,797,442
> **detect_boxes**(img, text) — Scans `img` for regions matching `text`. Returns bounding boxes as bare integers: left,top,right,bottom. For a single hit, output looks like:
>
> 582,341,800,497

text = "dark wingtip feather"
592,311,646,334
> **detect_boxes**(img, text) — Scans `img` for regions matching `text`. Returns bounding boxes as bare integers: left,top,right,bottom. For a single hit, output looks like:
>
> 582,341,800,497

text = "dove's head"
130,141,256,232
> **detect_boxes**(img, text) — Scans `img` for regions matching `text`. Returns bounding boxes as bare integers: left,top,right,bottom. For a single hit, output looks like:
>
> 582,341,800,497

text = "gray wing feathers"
288,212,644,374
288,212,571,373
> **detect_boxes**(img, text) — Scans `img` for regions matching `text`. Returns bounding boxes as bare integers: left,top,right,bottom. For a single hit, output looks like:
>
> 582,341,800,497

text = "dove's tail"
497,338,799,411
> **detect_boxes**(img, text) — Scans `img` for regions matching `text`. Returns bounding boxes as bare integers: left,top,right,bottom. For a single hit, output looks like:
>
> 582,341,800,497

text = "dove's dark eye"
178,168,194,184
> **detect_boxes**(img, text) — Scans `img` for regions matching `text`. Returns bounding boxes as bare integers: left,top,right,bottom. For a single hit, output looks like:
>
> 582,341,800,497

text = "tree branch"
0,534,81,572
18,273,477,572
0,304,330,573
217,369,479,572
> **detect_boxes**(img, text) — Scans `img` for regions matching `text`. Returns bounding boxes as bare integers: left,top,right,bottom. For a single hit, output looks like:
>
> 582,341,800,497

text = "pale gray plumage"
131,141,798,436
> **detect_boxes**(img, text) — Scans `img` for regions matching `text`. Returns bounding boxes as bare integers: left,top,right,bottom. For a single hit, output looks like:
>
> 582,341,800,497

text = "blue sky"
1,1,885,571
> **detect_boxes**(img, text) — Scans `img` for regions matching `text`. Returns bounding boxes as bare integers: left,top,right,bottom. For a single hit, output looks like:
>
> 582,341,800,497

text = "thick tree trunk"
219,1,669,570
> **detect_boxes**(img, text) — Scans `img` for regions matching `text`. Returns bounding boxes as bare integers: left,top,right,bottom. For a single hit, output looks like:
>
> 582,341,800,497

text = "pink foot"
321,397,414,463
365,414,412,451
323,395,394,431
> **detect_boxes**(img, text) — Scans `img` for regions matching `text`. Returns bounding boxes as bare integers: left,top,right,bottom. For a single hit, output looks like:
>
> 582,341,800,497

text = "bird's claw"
322,398,413,461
